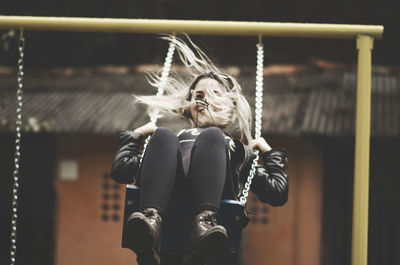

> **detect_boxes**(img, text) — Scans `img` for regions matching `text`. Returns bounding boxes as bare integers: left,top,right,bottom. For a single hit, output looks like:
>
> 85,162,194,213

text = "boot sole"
183,227,228,265
125,212,160,265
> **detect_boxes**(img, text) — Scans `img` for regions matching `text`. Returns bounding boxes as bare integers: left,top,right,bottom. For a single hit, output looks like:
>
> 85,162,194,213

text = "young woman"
110,36,288,265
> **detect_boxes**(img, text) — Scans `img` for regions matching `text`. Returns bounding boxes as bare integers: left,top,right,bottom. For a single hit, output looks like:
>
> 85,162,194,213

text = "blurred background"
0,1,399,265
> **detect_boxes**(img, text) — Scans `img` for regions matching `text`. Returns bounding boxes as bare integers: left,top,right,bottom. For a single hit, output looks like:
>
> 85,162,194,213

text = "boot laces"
143,208,159,221
200,213,217,227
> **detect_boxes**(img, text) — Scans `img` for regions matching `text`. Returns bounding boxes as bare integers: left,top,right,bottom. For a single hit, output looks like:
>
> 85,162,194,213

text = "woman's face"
190,78,225,127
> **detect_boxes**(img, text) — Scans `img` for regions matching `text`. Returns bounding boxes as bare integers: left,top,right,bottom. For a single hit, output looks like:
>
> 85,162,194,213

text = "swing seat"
122,185,248,264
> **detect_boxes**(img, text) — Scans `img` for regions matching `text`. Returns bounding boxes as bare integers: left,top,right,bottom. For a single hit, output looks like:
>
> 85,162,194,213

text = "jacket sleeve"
110,130,143,184
250,148,288,206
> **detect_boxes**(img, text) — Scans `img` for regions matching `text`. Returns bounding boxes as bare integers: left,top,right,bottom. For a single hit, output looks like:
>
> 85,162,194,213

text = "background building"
1,63,399,265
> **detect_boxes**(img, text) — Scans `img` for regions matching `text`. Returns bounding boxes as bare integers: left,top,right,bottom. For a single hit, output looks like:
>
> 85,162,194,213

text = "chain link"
140,41,176,164
10,37,25,265
239,42,264,203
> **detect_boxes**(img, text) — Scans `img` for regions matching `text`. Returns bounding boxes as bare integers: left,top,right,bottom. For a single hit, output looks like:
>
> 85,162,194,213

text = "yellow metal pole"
352,35,373,265
0,15,383,39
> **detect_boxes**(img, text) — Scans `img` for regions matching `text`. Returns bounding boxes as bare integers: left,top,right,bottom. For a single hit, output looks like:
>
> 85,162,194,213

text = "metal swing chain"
10,36,25,265
139,41,176,163
239,42,264,204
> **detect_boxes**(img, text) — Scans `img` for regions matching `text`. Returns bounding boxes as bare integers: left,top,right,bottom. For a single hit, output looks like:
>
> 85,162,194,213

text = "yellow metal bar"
352,35,373,265
0,15,383,39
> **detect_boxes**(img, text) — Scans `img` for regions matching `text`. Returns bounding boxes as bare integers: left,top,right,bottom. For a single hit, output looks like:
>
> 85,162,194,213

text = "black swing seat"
122,185,248,264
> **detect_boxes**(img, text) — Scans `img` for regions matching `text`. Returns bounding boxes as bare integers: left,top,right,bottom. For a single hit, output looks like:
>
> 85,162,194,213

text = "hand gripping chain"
10,37,25,265
239,42,264,204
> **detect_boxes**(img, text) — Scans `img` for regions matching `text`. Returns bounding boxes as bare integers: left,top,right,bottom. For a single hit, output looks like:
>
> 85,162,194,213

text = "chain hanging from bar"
10,36,25,265
239,42,264,204
139,40,175,164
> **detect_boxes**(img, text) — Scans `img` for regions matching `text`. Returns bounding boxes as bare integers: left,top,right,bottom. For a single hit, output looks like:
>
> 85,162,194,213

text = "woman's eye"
213,90,221,95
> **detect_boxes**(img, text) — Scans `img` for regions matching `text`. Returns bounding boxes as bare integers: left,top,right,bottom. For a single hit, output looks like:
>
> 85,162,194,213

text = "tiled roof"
0,69,399,137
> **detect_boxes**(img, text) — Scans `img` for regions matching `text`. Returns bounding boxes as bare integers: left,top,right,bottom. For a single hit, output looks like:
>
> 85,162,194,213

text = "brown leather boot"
183,210,228,265
125,208,162,265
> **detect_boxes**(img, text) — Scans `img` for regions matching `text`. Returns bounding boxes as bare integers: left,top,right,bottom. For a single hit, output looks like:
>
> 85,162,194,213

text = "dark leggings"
138,127,235,217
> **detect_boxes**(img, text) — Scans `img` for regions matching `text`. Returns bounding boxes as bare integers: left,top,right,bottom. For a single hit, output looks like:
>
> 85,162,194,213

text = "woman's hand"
134,122,157,138
250,137,272,153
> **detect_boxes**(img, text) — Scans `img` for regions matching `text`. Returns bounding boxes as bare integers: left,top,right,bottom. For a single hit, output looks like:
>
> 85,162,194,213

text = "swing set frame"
0,15,384,265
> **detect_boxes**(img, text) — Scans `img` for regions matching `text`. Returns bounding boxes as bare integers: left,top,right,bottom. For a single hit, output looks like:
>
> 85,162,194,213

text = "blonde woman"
111,36,288,265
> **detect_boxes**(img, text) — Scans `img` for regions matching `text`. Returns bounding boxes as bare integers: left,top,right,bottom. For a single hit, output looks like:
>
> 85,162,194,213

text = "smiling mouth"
195,98,209,116
197,107,206,115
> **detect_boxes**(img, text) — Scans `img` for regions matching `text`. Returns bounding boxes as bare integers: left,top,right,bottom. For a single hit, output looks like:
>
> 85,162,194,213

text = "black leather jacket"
111,130,289,206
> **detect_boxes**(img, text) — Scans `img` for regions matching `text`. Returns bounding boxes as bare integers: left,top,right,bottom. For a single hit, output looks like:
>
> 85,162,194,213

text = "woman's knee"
148,127,179,148
153,127,175,138
196,127,226,147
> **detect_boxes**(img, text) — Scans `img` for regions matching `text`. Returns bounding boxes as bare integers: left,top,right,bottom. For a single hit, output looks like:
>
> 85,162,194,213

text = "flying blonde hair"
135,35,253,143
